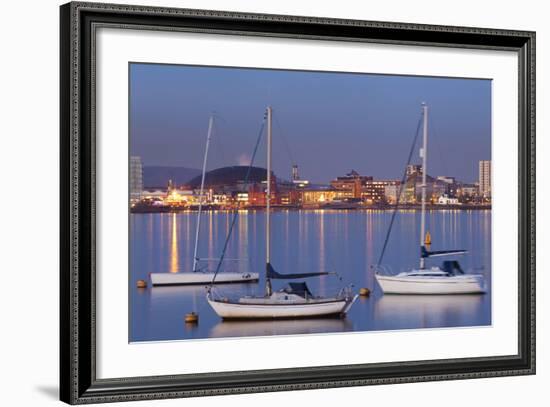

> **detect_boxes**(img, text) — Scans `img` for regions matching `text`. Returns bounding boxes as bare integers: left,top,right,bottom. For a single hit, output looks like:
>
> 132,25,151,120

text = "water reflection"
130,210,492,342
373,294,487,329
150,284,208,304
210,317,353,338
170,213,178,273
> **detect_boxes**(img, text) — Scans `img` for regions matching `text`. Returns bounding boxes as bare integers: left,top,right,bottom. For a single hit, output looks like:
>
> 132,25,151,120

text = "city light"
130,159,491,212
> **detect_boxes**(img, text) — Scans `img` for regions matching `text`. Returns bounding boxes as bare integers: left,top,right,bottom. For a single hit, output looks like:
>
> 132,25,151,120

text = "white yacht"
150,115,259,286
207,106,357,318
374,104,486,295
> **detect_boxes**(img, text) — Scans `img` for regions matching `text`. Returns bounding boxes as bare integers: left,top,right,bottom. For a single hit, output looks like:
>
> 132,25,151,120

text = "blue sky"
130,63,491,183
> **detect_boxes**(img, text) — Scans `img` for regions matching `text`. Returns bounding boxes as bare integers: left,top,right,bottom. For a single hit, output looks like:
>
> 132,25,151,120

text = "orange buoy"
359,287,370,297
185,312,199,324
136,279,147,289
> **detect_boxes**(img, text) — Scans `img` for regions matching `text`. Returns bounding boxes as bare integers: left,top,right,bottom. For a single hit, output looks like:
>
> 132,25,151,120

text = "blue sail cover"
266,263,330,279
283,282,313,298
421,246,467,258
442,260,465,275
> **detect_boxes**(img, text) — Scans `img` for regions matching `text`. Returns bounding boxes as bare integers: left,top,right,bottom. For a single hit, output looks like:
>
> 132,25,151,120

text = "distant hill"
143,166,201,188
187,166,271,189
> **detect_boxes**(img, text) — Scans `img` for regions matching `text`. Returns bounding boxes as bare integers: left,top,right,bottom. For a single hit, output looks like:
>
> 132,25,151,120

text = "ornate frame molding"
60,2,535,404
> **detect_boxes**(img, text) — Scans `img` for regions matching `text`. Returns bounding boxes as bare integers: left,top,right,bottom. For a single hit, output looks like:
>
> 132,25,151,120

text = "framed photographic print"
60,1,535,404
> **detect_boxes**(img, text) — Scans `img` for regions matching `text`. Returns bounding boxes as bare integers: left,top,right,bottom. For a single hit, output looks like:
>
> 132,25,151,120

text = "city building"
437,194,460,205
130,156,143,204
459,184,478,197
479,160,491,198
406,164,422,177
384,183,404,204
437,176,455,184
330,170,373,199
302,187,339,205
290,164,311,188
362,180,400,203
436,176,458,197
131,160,489,211
403,172,448,204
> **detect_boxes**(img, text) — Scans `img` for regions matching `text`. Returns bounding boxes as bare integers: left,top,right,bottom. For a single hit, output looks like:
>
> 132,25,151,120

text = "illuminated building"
479,160,491,198
330,170,373,199
247,183,265,206
237,193,249,203
459,184,478,196
164,180,188,205
406,164,422,177
437,194,460,205
130,156,143,204
384,184,402,204
302,188,338,204
403,173,447,203
362,180,400,203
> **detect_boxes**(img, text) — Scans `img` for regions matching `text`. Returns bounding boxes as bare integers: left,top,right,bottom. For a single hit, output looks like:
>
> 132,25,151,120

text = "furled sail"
421,246,467,258
266,263,331,280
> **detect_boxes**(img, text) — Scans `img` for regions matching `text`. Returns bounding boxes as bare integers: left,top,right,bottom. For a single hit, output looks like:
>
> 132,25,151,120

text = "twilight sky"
129,63,491,184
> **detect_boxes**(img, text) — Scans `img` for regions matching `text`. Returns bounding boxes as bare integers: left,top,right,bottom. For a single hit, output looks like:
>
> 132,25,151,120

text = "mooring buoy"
359,287,371,297
136,279,147,289
185,312,199,323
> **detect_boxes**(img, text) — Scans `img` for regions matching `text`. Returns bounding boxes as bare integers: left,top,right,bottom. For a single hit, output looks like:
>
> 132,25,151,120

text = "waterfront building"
277,180,302,206
479,160,491,198
362,180,400,204
302,187,339,204
237,192,249,204
165,180,190,206
130,156,143,204
292,179,310,188
330,170,373,199
437,176,455,184
291,165,310,189
459,184,478,196
456,183,479,203
437,176,458,197
437,194,460,205
247,182,265,206
383,183,405,204
141,188,167,206
404,172,447,203
406,164,422,177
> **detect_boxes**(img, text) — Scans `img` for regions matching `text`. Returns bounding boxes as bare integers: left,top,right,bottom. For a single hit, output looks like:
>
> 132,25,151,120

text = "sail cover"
266,263,330,279
442,260,465,275
283,282,313,298
421,246,467,258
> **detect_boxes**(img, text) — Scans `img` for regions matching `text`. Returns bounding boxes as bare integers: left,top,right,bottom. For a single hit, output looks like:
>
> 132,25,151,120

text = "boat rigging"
374,103,486,295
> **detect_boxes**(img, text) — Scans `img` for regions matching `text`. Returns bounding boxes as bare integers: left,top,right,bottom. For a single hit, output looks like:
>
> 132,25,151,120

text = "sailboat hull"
150,272,259,286
375,274,485,294
207,296,357,319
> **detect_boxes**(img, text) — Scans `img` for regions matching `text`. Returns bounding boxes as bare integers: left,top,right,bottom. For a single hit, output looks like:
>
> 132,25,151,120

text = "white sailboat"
375,104,486,295
150,115,259,286
207,106,357,318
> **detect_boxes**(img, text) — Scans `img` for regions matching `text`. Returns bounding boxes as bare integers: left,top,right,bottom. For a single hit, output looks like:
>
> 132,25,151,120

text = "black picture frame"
60,1,536,404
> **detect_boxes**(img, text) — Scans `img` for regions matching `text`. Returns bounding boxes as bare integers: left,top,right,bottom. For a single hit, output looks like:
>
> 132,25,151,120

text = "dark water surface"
130,210,491,342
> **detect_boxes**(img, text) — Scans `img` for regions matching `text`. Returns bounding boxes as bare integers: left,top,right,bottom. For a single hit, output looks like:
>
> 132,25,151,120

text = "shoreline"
130,204,491,214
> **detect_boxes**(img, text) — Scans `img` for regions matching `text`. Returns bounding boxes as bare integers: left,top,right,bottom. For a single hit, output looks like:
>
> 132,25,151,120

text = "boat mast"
265,106,273,296
193,114,214,272
419,103,428,269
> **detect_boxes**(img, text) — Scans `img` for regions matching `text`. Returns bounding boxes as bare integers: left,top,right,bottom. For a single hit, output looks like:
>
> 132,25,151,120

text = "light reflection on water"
130,210,491,342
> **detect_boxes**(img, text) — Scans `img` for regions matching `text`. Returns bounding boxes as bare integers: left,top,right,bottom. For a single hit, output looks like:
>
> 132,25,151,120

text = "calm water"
130,210,491,342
